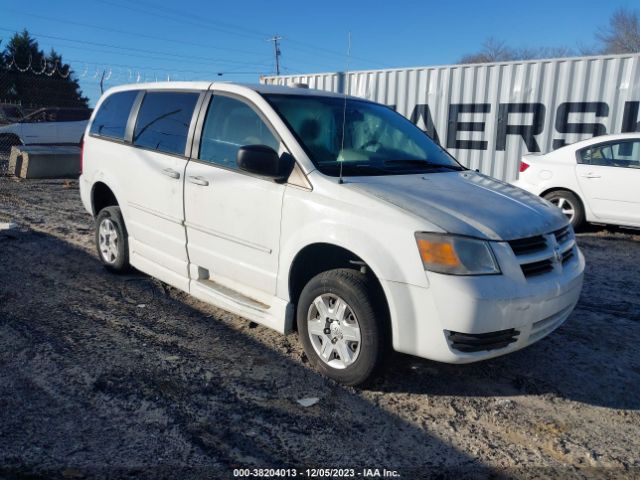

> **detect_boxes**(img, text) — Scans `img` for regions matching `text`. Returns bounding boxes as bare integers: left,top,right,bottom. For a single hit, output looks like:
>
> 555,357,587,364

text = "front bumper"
385,245,585,363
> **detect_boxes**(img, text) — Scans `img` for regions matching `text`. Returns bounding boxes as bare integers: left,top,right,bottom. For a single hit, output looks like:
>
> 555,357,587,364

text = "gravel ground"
0,177,639,479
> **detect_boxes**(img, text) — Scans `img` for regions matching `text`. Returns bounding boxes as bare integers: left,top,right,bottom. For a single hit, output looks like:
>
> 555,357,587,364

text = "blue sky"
2,0,638,105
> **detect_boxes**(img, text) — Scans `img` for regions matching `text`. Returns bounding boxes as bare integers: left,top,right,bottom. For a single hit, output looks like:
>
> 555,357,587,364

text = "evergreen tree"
0,29,88,108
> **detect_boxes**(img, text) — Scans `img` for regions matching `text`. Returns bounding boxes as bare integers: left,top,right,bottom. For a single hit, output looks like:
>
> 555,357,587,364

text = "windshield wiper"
318,162,393,176
383,159,464,171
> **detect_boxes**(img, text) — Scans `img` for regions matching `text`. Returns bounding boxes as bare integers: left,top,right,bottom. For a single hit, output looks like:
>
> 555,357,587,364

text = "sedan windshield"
264,94,464,176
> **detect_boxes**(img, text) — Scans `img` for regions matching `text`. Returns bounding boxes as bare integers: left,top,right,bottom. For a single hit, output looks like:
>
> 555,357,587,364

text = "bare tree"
459,38,575,64
596,8,640,54
459,38,517,64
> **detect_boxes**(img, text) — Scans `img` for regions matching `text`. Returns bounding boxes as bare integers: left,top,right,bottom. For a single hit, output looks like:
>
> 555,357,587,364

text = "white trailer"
262,53,640,181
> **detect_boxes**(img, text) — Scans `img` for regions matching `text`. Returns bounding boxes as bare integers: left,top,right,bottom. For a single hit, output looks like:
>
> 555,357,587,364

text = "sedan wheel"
549,196,576,223
543,190,585,230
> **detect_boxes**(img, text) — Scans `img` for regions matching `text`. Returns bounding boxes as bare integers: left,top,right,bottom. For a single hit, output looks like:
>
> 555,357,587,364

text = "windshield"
264,94,463,176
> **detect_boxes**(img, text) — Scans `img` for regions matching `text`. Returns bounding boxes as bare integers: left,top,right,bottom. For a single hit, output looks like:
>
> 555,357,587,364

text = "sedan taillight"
519,161,530,173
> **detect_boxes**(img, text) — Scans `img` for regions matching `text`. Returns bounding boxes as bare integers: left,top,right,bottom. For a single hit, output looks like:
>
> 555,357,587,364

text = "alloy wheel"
98,218,119,264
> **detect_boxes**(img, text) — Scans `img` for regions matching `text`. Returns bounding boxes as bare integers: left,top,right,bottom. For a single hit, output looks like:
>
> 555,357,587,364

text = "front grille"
554,226,572,245
508,227,576,279
447,328,520,353
508,235,547,255
561,248,574,264
521,259,554,277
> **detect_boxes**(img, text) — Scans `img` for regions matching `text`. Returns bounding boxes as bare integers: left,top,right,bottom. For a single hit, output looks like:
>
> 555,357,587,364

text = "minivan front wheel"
297,268,385,386
95,206,129,272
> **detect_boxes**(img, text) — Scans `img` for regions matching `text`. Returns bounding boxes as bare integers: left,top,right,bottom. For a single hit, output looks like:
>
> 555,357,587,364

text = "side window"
611,141,640,168
45,109,58,122
133,91,199,156
90,90,139,140
199,95,279,169
579,144,614,166
580,141,640,169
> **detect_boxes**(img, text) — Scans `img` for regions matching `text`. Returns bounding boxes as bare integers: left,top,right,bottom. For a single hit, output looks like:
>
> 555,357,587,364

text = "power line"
123,0,272,40
94,0,391,69
0,27,272,69
96,0,267,41
32,42,272,71
4,8,269,59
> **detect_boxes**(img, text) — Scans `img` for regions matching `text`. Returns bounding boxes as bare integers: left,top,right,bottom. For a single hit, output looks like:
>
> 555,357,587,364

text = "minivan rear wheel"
95,206,129,272
297,268,385,386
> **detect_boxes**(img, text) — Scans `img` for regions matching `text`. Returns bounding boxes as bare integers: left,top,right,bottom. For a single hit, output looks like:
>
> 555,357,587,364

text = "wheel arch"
287,242,392,340
540,186,590,225
0,132,24,150
91,181,120,217
540,186,581,201
540,186,586,211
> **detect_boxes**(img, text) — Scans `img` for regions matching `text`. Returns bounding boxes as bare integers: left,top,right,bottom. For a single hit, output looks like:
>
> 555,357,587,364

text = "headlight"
415,232,500,275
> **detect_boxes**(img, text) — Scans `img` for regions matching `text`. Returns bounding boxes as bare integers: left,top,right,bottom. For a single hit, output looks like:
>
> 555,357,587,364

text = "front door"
21,109,58,144
184,94,285,295
576,139,640,226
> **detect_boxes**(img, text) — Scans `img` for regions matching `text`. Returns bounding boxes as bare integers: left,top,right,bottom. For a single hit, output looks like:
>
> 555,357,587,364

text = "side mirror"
236,145,294,183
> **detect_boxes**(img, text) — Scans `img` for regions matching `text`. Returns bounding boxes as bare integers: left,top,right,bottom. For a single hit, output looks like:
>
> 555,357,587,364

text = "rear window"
133,91,199,156
90,90,139,140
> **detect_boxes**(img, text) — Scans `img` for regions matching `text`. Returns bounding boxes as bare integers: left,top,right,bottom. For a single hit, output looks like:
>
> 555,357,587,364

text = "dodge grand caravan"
80,82,584,385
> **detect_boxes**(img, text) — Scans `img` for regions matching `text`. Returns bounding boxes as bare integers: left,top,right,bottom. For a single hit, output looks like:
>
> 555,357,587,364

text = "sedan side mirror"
236,145,294,183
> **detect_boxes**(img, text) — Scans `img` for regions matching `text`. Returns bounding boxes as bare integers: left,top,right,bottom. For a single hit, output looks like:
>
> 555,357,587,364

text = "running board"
190,278,294,334
197,279,270,311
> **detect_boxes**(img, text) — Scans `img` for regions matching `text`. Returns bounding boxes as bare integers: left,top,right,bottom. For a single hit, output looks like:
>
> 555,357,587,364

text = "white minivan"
80,82,585,385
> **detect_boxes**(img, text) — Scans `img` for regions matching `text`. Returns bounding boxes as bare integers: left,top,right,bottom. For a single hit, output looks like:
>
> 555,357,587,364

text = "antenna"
338,32,351,185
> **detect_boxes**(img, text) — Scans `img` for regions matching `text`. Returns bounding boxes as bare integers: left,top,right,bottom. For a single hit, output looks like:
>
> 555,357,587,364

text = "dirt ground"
0,177,639,479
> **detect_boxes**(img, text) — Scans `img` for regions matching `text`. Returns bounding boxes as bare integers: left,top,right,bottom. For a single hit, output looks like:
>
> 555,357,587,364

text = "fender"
89,169,128,220
277,191,434,351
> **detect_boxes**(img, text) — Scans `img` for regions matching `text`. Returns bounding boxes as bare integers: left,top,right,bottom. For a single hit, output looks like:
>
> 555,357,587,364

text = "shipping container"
261,53,640,181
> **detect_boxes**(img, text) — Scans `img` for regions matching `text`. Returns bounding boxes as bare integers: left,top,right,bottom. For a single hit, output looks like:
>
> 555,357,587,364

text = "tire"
297,268,386,386
95,206,130,273
543,190,585,230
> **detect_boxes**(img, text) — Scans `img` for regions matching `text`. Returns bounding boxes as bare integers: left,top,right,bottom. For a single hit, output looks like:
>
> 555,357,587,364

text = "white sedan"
0,107,91,154
513,133,640,229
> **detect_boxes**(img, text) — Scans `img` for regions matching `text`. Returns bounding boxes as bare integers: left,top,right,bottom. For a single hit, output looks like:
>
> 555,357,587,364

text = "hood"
344,171,568,241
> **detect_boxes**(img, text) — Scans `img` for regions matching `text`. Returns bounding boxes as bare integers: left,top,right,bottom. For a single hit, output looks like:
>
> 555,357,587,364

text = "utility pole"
267,35,282,76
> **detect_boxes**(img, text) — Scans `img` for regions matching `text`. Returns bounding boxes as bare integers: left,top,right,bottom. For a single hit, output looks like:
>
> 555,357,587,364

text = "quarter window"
133,91,199,156
579,140,640,169
90,90,138,140
199,95,279,169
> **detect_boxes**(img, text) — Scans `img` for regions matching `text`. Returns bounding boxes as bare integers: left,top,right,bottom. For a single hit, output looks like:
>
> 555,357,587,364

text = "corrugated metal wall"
261,54,640,181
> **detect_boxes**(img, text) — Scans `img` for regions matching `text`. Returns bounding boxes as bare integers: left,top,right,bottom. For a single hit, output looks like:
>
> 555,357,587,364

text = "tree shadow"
369,234,640,411
0,230,496,479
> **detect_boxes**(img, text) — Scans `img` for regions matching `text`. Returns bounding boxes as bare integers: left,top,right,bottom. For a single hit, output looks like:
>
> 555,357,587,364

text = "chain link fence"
0,67,92,175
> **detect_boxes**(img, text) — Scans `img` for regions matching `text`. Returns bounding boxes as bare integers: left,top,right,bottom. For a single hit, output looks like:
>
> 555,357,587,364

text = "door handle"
187,176,209,186
580,173,601,179
161,168,181,179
